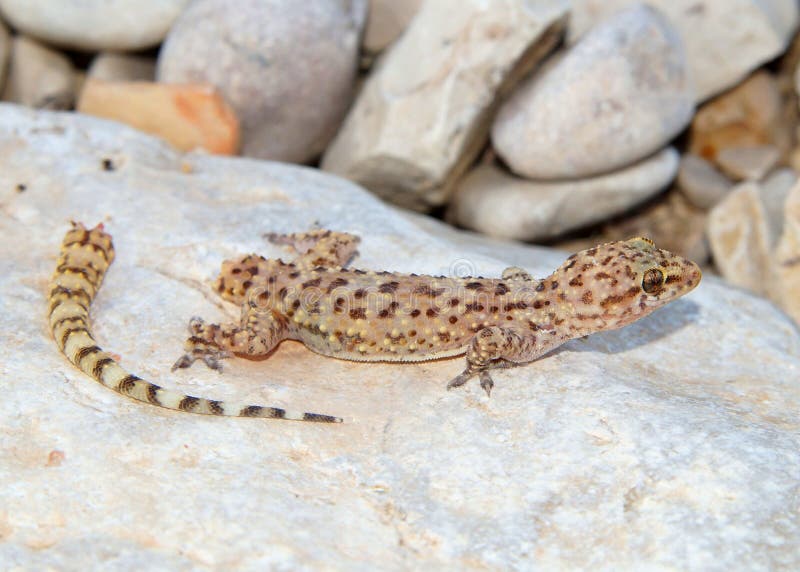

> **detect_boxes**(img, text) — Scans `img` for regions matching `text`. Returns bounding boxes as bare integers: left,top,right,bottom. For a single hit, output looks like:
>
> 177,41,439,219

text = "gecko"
49,222,701,423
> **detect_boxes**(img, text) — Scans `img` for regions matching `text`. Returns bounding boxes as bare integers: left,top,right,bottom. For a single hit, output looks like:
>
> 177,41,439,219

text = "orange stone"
77,79,239,155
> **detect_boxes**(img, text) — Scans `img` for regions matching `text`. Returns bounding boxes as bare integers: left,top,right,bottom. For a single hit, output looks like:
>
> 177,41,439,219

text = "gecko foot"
172,316,232,372
446,368,493,397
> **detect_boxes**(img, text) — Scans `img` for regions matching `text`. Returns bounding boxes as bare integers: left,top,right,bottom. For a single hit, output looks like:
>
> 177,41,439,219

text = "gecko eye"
642,268,664,294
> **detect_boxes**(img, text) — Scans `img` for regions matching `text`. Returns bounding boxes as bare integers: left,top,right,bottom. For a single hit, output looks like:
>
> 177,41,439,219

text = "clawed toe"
479,372,494,397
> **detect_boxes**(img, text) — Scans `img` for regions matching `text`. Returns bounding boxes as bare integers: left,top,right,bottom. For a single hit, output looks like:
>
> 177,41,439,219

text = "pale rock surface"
676,153,733,209
158,0,366,163
774,181,800,324
0,0,190,51
77,80,239,155
492,5,693,180
689,71,790,163
716,144,780,181
0,19,9,92
88,53,156,83
362,0,422,55
322,0,569,209
569,0,799,101
447,147,679,241
1,35,76,109
707,182,782,296
1,106,800,570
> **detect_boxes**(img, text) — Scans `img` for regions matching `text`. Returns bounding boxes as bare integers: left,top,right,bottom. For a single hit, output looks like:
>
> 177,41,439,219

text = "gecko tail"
48,221,342,423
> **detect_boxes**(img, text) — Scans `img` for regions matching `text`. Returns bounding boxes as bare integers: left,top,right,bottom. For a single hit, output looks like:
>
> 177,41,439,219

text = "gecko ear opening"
642,268,665,294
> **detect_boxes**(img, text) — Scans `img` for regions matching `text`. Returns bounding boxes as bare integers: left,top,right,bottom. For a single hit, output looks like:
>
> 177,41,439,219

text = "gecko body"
50,224,701,422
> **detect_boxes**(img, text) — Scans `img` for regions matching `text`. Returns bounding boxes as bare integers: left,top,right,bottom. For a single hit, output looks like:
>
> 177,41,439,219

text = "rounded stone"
448,147,679,241
158,0,367,163
491,4,693,180
0,0,190,51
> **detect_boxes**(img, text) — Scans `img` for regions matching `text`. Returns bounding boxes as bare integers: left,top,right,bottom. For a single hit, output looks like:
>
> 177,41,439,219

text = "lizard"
50,222,701,423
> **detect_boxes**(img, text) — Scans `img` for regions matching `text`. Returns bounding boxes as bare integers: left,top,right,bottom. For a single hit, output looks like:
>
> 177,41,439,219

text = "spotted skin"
49,222,341,423
174,230,702,397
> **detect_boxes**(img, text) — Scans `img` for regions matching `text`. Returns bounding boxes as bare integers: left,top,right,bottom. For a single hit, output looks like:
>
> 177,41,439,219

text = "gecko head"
555,237,702,330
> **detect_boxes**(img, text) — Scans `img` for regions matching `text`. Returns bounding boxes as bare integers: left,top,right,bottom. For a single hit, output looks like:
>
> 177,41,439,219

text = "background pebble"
158,0,366,163
569,0,799,101
1,35,76,109
0,0,190,51
448,147,679,241
491,5,693,180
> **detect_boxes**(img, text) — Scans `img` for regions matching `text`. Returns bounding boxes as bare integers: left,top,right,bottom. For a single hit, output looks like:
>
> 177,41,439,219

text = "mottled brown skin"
174,231,702,396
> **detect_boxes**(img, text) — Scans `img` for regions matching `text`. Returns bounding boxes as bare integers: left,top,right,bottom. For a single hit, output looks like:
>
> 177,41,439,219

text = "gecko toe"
479,372,494,397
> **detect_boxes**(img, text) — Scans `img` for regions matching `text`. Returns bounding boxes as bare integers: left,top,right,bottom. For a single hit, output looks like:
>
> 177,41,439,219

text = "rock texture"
0,0,190,51
1,106,800,569
448,147,679,241
158,0,366,163
1,35,76,109
569,0,799,101
492,5,693,180
77,80,239,155
322,0,569,209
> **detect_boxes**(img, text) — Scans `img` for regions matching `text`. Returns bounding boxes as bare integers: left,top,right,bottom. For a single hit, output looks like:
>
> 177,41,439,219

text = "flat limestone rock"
569,0,799,101
1,106,799,569
492,5,693,180
448,147,679,241
322,0,569,209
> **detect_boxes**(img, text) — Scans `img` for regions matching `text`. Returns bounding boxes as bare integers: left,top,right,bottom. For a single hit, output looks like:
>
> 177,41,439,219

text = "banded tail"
48,222,341,423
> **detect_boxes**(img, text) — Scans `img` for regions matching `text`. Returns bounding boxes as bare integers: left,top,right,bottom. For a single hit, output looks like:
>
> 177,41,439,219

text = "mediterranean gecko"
49,223,701,423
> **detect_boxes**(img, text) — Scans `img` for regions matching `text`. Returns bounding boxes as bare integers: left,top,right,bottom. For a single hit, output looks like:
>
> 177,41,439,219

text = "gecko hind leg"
171,317,235,372
265,229,360,269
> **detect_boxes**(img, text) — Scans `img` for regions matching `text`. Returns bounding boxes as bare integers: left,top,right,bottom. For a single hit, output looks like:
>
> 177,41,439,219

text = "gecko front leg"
447,326,553,396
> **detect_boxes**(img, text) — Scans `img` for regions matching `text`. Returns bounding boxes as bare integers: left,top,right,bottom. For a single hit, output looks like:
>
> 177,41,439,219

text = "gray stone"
716,145,781,181
158,0,366,163
570,0,799,101
492,5,693,180
448,147,679,241
88,53,156,83
0,0,190,51
322,0,569,209
1,105,799,569
362,0,422,55
676,153,733,209
1,35,76,109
